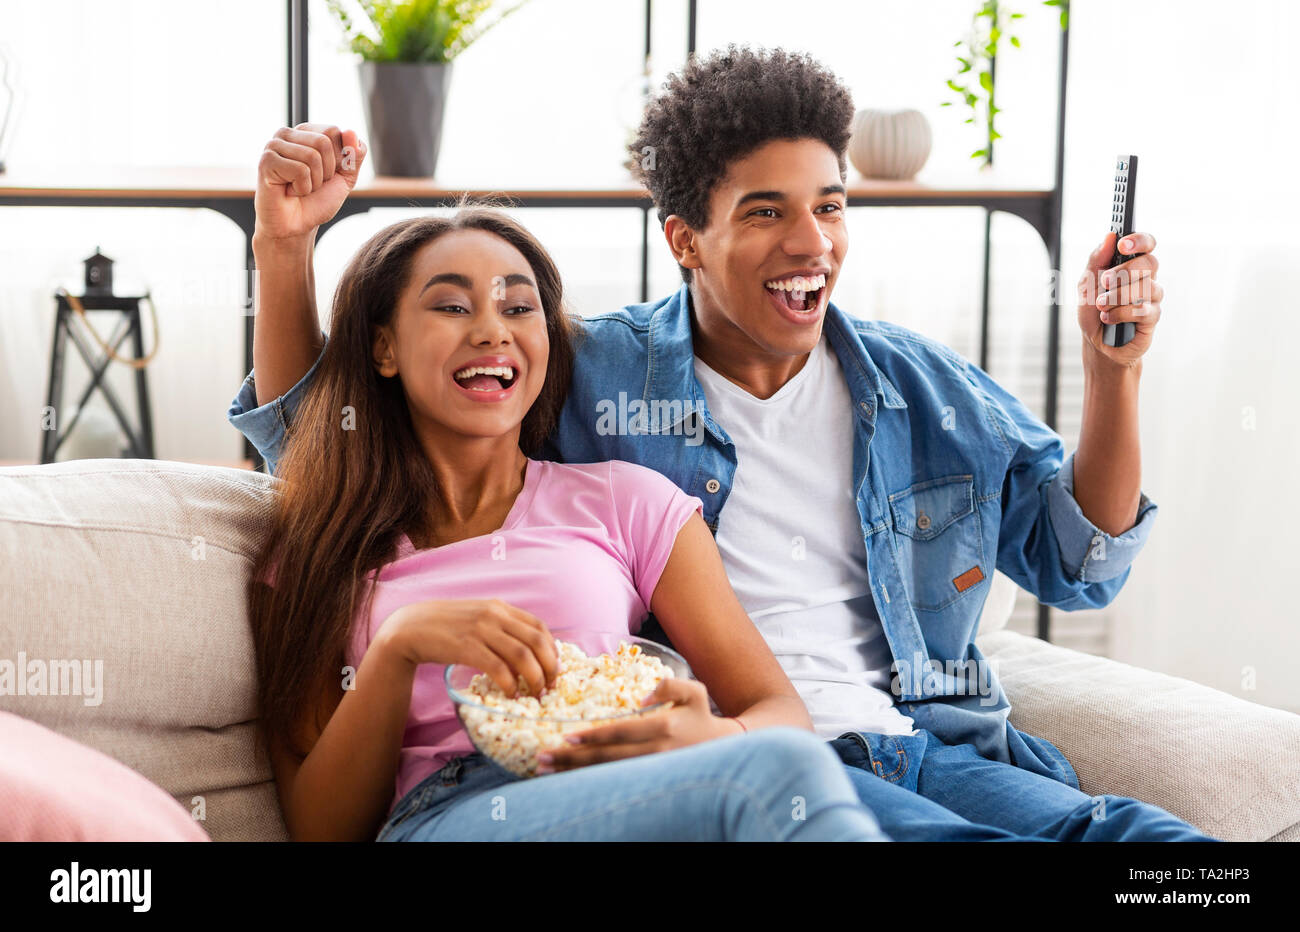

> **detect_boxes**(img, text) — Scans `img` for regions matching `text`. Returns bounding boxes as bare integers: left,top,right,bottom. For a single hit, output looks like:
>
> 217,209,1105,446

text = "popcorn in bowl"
447,634,690,778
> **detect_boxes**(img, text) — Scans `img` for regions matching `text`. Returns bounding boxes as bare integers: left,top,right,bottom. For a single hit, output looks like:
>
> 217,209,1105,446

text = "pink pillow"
0,712,209,841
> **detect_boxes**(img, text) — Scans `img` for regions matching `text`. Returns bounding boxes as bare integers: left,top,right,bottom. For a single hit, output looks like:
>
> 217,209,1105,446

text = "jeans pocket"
375,754,479,842
841,731,924,793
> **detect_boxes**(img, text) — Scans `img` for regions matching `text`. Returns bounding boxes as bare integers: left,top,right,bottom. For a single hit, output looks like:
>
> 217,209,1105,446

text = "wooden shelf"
0,164,1050,203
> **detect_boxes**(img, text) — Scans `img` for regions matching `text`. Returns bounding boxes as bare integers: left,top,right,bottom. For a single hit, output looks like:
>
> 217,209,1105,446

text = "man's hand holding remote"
1076,230,1164,370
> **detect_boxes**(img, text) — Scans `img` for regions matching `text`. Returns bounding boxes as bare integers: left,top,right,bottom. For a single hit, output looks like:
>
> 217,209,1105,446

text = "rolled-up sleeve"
226,332,328,476
957,355,1158,610
1047,450,1157,583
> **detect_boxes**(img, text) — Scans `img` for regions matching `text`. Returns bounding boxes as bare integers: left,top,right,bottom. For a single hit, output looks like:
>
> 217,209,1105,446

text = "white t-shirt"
693,334,917,739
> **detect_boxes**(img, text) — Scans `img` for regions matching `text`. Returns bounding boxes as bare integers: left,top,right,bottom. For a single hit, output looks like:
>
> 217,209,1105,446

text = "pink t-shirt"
345,458,703,811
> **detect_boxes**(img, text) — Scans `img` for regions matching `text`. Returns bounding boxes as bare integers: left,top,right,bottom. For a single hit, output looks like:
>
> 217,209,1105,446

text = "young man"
231,46,1210,841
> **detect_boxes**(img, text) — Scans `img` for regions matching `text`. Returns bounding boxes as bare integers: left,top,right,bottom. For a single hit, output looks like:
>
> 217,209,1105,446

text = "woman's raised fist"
254,123,368,241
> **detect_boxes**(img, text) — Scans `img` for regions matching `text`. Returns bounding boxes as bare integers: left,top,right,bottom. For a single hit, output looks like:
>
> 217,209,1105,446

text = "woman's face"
373,228,550,446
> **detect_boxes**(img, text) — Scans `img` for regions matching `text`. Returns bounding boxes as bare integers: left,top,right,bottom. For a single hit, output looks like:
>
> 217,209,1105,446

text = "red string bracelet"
731,717,748,735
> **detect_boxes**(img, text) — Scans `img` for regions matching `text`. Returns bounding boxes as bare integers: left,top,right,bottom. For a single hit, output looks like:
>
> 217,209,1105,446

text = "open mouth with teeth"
453,365,518,393
764,273,826,313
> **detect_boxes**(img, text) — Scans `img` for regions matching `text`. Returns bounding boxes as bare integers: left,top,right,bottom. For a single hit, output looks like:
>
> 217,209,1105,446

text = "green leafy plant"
941,0,1069,166
324,0,528,64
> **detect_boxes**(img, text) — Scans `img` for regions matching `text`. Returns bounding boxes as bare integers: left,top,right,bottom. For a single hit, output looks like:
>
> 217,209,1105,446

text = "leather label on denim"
953,564,985,593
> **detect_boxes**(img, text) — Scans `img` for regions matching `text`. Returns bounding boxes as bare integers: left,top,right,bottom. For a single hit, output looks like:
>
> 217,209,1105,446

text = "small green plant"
324,0,528,64
941,0,1069,166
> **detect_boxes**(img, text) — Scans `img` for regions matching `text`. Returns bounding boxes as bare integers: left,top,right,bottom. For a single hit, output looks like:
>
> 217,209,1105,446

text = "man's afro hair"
628,45,856,281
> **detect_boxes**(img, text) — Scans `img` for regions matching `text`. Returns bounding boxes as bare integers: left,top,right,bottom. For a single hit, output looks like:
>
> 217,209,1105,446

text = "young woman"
247,127,883,842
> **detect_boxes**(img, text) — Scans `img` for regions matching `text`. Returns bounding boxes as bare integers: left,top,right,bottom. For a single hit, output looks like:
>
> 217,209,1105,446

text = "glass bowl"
445,628,693,778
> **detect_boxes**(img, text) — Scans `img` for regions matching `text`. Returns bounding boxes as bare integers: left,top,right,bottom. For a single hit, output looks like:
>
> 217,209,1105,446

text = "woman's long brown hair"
248,204,576,759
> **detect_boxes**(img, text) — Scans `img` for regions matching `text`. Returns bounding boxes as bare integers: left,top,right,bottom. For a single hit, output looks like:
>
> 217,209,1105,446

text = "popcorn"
455,639,673,777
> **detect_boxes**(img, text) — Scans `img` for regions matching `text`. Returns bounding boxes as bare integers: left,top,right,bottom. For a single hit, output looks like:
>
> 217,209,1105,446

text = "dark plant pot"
358,61,453,178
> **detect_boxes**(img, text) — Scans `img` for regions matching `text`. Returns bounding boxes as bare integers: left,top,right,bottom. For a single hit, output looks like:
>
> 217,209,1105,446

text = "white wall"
1,1,1296,710
1056,1,1300,714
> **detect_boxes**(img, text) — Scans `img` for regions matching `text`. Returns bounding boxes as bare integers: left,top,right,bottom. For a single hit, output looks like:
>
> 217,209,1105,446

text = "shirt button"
705,479,721,494
917,512,931,530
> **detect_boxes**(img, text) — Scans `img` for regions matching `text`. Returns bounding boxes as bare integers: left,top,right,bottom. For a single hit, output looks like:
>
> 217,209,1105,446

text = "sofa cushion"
0,711,210,841
0,458,288,842
976,628,1300,841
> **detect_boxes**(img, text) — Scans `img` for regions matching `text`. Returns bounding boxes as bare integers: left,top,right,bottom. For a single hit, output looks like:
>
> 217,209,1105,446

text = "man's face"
677,138,848,360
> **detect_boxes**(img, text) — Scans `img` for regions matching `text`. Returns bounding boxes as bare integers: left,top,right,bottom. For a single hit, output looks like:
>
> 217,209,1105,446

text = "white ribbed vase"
848,108,932,180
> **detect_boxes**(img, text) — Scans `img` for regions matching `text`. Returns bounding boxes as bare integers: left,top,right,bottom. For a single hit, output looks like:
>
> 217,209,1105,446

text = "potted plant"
941,0,1068,169
325,0,527,177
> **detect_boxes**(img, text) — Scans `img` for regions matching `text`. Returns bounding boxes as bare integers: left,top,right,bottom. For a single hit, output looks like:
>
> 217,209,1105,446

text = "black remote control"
1103,154,1139,348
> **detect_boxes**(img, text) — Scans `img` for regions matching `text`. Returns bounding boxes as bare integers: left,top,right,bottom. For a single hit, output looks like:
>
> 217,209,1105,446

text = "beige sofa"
2,457,1297,842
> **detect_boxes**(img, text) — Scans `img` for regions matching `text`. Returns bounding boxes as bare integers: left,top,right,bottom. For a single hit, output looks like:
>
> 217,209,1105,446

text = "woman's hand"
537,678,742,773
378,599,558,698
254,122,367,242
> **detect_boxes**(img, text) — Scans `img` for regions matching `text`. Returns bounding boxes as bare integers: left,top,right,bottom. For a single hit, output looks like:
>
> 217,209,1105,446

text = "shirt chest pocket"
888,475,987,613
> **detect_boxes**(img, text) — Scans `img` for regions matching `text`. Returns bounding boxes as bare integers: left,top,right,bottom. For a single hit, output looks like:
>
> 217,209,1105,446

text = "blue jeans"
830,729,1219,841
376,727,886,842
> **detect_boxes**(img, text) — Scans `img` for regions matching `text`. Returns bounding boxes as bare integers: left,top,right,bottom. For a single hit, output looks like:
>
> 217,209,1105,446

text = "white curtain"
1038,1,1299,713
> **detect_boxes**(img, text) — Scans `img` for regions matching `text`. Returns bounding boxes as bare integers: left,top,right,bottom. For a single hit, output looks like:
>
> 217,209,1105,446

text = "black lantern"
84,247,114,296
42,249,157,463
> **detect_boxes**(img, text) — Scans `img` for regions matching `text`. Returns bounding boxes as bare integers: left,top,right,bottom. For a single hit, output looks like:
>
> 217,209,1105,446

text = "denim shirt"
228,283,1157,789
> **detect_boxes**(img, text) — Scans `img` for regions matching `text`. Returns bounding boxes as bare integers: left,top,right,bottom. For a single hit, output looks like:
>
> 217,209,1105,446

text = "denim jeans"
830,729,1219,841
375,727,886,842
